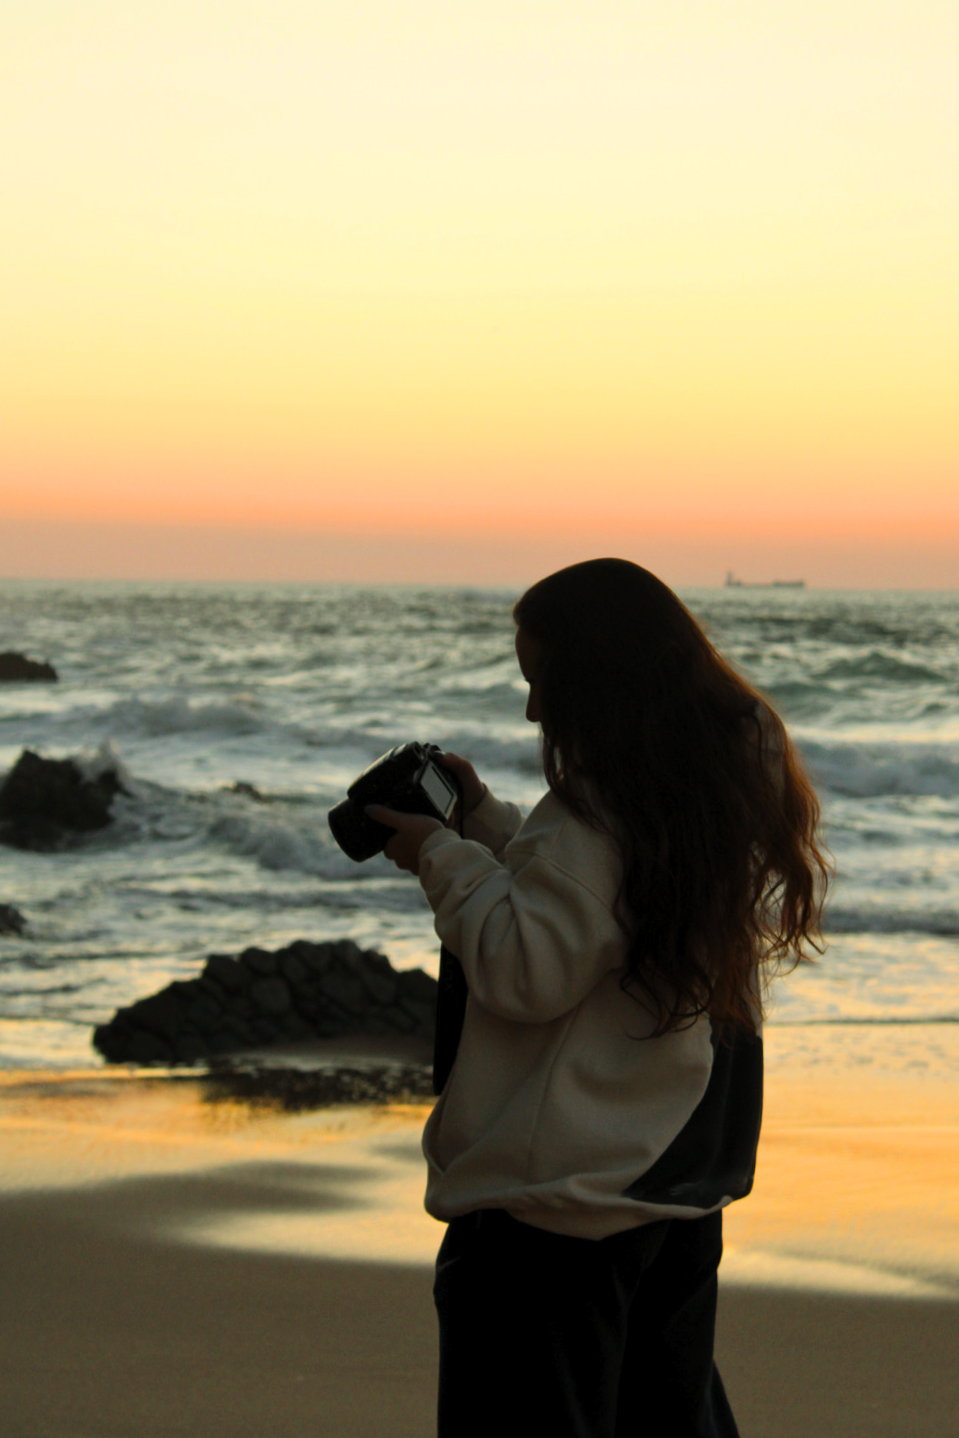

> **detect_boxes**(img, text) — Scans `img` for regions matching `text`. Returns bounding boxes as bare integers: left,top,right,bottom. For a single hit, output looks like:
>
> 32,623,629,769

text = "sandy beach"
1,1040,957,1438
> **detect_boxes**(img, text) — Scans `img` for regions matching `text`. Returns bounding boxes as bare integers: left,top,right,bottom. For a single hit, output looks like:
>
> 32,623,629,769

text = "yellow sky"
2,1,957,576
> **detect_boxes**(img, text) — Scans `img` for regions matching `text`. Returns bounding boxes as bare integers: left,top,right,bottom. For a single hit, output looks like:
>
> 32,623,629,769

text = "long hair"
513,558,828,1035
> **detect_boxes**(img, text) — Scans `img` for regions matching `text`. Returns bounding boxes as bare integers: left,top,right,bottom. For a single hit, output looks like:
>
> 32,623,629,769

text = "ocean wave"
0,982,82,997
814,651,946,685
74,738,134,791
770,1015,959,1026
87,701,461,776
140,880,422,915
434,731,542,776
106,695,269,738
800,738,959,799
207,811,340,875
824,907,959,937
759,680,830,715
204,810,419,891
302,729,543,781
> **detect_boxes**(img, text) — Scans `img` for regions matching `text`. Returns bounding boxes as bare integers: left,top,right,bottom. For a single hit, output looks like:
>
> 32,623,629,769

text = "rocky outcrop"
93,938,438,1066
223,781,268,801
0,652,58,682
0,903,26,936
204,1062,435,1109
0,750,125,850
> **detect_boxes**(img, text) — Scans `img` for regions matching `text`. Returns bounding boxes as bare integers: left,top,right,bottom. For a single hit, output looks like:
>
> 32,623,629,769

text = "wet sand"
2,1178,959,1438
1,1058,957,1437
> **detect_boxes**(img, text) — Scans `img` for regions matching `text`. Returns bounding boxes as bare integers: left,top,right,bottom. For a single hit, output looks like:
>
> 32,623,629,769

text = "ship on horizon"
725,571,806,589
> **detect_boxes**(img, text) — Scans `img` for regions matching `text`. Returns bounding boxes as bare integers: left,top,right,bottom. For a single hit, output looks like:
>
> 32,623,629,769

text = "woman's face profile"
514,628,543,724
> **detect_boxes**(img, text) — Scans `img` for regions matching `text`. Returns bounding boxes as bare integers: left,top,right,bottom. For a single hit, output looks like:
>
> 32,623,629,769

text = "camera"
328,742,461,861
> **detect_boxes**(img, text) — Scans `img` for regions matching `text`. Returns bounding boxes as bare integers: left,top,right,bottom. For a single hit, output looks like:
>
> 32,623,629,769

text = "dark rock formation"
93,938,439,1066
0,750,125,850
0,652,58,682
223,781,269,801
0,903,26,936
202,1063,435,1109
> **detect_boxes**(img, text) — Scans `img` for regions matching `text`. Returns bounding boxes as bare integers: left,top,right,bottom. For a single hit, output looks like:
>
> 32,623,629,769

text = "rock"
279,1011,316,1041
357,953,399,1007
223,781,269,801
331,938,366,968
205,1030,240,1056
321,965,367,1015
185,994,225,1032
250,976,292,1017
0,749,124,850
250,1016,281,1043
202,954,251,992
204,1063,435,1111
300,944,335,976
397,968,441,1003
239,946,278,977
195,974,228,1004
0,652,58,682
364,1010,406,1035
175,1033,210,1063
220,1014,258,1045
93,1022,172,1065
375,1003,415,1033
278,951,311,988
92,937,439,1066
0,903,26,936
129,987,189,1040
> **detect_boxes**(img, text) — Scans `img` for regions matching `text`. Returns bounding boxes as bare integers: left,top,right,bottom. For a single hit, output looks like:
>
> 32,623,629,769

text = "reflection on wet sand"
2,1058,958,1438
723,1065,959,1299
1,1059,957,1297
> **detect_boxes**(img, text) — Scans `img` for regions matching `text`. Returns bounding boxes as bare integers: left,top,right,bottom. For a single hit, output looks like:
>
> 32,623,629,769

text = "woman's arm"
369,794,623,1024
417,827,625,1024
460,789,524,858
438,752,523,856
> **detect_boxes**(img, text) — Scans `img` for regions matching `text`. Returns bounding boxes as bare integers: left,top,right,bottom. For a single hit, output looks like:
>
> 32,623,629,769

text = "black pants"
434,1208,739,1438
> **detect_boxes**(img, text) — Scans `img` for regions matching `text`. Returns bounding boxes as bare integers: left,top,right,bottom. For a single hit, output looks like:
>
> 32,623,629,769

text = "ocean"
1,580,958,1074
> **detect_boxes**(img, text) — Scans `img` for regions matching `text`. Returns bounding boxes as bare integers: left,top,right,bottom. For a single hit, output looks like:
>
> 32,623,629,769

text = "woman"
370,558,827,1438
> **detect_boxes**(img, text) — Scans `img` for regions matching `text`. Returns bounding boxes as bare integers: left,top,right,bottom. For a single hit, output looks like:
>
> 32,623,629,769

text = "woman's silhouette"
371,558,828,1438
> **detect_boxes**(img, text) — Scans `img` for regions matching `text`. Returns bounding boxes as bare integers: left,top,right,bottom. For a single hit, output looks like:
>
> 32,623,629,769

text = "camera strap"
432,943,468,1094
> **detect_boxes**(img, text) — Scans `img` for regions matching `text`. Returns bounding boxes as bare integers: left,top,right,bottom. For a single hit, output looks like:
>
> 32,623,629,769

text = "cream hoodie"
417,787,763,1240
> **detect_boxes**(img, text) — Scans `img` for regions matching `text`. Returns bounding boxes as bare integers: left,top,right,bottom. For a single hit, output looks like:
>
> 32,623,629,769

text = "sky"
2,1,958,585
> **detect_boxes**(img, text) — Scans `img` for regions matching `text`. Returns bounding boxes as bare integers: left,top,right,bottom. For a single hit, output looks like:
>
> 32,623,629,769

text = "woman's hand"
366,805,445,876
437,752,487,815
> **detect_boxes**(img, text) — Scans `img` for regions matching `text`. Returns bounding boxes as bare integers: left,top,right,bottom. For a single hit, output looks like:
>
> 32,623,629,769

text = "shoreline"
5,1008,959,1079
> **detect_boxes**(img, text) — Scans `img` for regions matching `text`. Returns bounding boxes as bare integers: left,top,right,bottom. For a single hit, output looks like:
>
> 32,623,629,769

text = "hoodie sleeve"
461,788,524,859
417,822,626,1024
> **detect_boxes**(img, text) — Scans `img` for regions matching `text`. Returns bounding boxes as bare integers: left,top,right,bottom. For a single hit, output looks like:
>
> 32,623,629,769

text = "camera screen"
420,762,457,819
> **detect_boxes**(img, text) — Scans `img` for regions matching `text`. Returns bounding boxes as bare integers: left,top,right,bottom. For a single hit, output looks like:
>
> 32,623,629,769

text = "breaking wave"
800,738,959,799
824,906,959,937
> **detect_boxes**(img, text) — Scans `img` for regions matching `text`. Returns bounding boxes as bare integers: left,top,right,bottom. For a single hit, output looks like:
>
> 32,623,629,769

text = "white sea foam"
74,738,134,791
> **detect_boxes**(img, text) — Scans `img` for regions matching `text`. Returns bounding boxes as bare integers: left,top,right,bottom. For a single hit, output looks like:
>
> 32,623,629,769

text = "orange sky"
2,1,957,583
